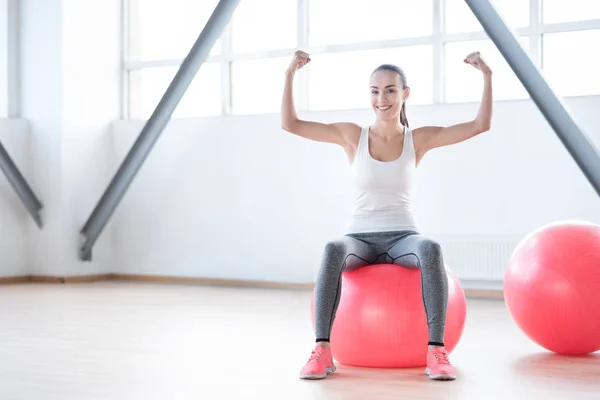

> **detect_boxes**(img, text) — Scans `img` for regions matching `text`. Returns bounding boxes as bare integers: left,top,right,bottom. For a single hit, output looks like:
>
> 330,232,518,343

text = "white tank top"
346,126,420,234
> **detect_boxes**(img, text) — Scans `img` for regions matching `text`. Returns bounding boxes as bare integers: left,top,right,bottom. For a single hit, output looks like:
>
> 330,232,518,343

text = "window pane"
445,38,530,103
231,0,297,53
128,0,221,62
543,0,600,23
309,0,433,47
231,57,292,115
129,63,222,119
542,30,600,97
308,46,433,111
445,0,529,34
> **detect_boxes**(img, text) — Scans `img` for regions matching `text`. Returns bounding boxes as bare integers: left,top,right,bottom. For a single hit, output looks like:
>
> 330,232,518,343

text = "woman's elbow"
475,119,491,133
281,121,292,132
281,118,297,133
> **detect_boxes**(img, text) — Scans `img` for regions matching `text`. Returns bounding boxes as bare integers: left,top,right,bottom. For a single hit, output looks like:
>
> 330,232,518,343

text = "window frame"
0,0,19,118
121,0,600,118
0,0,7,118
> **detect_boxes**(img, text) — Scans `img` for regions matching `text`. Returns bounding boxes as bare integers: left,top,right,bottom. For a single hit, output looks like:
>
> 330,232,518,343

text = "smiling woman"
281,49,493,381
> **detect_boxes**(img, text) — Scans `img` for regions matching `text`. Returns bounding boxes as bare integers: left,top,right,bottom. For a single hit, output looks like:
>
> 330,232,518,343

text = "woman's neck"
371,119,405,140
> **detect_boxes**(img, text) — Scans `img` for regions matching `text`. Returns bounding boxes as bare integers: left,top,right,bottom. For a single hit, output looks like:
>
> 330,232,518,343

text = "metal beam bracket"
79,0,241,260
0,140,43,227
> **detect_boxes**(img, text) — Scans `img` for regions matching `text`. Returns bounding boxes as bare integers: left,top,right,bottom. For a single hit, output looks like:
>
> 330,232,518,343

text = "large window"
308,0,433,46
124,0,600,119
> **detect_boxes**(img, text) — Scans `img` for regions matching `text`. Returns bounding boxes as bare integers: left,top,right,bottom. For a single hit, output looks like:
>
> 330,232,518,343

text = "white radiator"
435,235,522,290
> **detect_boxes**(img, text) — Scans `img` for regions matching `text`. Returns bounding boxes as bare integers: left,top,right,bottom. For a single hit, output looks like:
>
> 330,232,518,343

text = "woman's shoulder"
330,121,362,132
331,122,363,145
410,125,436,140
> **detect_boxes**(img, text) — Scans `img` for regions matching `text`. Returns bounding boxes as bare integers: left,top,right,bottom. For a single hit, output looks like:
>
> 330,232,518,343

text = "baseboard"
29,274,112,283
463,288,504,299
111,274,316,290
0,276,30,284
0,274,504,299
459,279,504,299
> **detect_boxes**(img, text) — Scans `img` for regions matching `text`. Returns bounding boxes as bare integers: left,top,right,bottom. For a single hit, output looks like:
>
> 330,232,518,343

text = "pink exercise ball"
504,220,600,355
310,264,467,368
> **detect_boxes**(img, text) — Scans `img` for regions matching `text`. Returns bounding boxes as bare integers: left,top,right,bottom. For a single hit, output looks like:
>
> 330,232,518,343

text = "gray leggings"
314,230,448,346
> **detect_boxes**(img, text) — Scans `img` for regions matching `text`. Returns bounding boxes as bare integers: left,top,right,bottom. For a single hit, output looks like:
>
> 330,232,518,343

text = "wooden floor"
0,282,599,400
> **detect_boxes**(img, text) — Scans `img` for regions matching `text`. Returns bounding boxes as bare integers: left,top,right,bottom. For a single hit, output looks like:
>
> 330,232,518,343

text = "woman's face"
369,70,409,121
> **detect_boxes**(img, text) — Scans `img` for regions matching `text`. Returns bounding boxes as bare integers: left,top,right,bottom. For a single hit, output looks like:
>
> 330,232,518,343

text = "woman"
281,50,492,381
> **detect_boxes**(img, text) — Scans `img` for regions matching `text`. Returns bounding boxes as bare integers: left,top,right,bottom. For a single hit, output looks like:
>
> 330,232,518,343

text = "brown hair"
372,64,409,127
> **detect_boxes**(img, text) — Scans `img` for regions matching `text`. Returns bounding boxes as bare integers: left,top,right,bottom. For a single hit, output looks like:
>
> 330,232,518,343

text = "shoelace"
433,349,451,364
308,349,324,363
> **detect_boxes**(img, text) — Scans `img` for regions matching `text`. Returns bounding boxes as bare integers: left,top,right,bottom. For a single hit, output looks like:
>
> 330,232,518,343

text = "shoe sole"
299,366,337,380
425,367,456,381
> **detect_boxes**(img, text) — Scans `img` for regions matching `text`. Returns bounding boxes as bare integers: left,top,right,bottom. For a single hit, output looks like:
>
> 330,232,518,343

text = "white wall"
111,95,600,286
19,0,121,276
0,119,31,276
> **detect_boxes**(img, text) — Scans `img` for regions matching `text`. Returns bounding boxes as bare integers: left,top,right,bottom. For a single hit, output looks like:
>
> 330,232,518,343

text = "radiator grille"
436,236,520,282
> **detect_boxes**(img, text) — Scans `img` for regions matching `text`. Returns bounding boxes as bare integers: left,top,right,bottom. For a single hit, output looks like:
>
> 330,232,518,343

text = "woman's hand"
287,50,311,75
464,51,492,75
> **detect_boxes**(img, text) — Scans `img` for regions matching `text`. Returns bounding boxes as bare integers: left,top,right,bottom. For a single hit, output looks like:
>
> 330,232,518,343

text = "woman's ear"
403,87,411,101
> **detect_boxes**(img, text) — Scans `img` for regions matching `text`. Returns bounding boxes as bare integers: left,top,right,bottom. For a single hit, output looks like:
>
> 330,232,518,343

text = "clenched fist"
287,50,311,74
464,51,492,75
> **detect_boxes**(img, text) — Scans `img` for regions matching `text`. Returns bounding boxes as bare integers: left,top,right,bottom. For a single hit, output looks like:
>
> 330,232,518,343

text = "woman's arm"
281,51,358,146
415,52,493,151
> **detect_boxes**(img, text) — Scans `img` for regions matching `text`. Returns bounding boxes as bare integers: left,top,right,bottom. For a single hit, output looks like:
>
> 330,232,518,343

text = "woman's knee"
316,239,350,279
322,239,348,260
416,238,444,265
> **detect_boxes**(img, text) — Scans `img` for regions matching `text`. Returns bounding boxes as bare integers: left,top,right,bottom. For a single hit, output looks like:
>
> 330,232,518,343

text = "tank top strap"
403,126,416,159
356,126,370,157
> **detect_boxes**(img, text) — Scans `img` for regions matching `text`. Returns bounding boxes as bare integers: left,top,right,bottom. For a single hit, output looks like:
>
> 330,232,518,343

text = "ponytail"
400,103,409,127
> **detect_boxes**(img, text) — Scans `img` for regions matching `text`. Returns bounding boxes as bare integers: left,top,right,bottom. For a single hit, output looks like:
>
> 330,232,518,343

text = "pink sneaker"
425,347,456,380
299,344,336,379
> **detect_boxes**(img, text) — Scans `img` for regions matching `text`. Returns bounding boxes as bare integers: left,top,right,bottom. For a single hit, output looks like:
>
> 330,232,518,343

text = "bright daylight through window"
124,0,600,119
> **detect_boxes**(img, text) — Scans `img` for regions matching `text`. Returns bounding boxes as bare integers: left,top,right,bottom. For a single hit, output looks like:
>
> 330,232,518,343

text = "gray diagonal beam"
464,0,600,197
0,140,43,227
79,0,241,260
